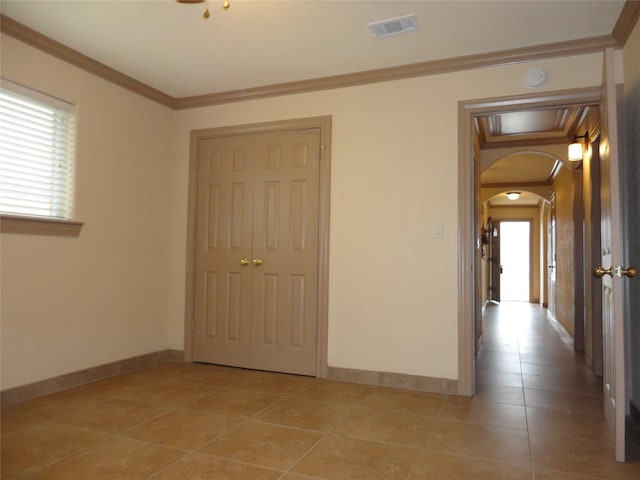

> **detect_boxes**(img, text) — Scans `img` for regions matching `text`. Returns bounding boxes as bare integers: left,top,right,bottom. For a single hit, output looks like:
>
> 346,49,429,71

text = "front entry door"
193,128,321,376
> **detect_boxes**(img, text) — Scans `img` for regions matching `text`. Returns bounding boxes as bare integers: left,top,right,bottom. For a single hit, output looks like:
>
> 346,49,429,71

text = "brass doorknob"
240,258,249,266
621,266,638,278
252,259,263,266
594,266,638,278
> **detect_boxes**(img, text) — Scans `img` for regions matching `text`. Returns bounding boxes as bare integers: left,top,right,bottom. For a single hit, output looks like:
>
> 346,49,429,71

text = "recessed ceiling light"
367,14,419,38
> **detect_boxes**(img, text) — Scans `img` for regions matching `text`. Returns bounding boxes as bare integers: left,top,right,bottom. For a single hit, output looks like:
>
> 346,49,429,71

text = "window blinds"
0,81,76,219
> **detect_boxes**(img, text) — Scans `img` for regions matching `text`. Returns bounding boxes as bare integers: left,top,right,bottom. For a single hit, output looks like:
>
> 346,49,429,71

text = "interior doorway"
457,86,602,396
499,221,531,302
460,76,632,461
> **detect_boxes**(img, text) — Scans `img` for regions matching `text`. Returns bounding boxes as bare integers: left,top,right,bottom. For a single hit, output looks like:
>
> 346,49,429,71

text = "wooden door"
489,222,501,302
193,134,254,368
250,129,320,375
193,129,320,376
599,47,625,462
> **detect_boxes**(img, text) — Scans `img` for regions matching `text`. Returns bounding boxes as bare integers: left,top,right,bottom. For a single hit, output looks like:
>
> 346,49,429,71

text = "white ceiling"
0,0,626,99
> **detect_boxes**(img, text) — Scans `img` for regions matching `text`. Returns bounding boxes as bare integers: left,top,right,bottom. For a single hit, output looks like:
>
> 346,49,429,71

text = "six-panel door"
193,129,320,376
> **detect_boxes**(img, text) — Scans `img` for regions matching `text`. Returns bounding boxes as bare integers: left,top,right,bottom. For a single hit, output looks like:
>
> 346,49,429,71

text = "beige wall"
582,141,600,369
0,35,175,390
550,165,575,336
0,30,606,390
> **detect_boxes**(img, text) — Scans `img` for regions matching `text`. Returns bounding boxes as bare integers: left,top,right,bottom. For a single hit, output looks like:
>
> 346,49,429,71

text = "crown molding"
1,13,619,110
612,0,640,48
173,35,617,109
0,14,175,109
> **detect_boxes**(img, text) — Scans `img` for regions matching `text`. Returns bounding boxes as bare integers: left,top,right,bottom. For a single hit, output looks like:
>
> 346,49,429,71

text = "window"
0,80,76,222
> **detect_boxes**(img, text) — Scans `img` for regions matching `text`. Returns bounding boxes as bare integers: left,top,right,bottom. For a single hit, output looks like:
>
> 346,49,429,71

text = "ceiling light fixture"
177,0,229,20
506,192,521,201
568,131,588,162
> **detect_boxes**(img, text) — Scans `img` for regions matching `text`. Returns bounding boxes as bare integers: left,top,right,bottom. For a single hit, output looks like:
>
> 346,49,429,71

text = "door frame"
183,115,332,378
457,87,601,396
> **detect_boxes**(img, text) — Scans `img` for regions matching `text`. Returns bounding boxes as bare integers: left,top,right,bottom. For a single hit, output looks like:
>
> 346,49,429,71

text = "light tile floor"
2,302,640,479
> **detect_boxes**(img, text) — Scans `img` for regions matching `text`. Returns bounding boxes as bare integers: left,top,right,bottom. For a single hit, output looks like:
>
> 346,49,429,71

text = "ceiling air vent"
367,14,418,38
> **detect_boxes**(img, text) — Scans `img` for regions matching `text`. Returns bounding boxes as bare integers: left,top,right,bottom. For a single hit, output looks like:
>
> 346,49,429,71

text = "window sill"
0,215,84,237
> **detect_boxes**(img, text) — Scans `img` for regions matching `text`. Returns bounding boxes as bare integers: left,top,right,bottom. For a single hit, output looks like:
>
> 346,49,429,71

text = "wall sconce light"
506,192,521,201
568,131,588,162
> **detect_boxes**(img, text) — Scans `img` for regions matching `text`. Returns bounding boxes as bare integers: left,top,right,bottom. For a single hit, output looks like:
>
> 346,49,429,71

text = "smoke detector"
367,14,419,38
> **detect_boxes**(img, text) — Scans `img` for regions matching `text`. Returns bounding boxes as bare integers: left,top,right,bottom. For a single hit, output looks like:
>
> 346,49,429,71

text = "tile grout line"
278,423,330,478
276,387,380,478
517,314,537,480
6,327,628,480
11,435,113,479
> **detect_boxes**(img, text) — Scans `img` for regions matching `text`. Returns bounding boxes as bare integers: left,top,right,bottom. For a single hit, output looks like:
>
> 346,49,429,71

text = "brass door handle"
240,258,249,266
624,267,638,278
594,266,637,278
252,259,263,266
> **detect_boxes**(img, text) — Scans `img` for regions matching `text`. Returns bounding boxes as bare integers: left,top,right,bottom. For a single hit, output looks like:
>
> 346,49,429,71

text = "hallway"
477,301,640,478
